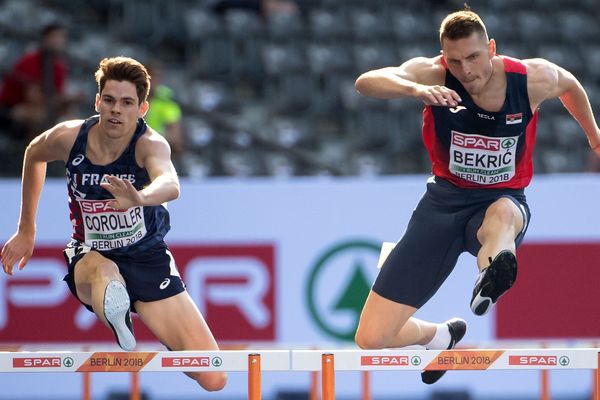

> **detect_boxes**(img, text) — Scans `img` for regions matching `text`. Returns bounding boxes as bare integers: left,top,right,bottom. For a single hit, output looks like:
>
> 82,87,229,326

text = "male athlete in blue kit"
1,57,226,392
353,7,600,384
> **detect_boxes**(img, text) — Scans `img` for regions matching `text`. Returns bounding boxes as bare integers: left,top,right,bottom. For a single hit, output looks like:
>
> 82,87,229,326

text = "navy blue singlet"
65,116,170,256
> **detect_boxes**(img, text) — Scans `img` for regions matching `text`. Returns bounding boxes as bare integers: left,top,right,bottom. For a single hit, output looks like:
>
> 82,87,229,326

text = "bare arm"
526,58,600,153
1,121,79,274
354,56,462,106
101,130,180,209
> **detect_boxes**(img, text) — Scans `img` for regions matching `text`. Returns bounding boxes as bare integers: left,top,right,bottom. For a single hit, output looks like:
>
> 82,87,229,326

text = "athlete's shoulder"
499,55,527,74
523,58,569,108
401,55,446,85
523,57,560,78
522,58,558,92
136,124,171,158
139,124,169,147
48,119,85,146
27,119,85,162
55,119,87,133
403,55,445,71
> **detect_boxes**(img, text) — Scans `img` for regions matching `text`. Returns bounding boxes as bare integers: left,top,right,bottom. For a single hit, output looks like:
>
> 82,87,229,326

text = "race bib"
79,199,147,250
449,131,519,185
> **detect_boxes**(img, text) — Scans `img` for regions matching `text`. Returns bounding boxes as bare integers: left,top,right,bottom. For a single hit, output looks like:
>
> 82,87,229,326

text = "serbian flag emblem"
506,113,523,125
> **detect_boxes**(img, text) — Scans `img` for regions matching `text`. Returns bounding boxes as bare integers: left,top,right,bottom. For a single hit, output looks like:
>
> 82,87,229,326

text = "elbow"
355,74,370,96
170,181,181,201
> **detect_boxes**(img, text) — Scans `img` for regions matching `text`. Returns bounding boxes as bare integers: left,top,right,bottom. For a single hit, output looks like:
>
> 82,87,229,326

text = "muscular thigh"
134,291,219,352
464,194,531,256
372,195,464,308
64,247,121,307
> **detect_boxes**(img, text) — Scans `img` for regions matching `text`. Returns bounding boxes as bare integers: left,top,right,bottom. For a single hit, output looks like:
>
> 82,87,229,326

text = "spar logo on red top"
0,244,276,343
79,199,118,213
451,132,501,151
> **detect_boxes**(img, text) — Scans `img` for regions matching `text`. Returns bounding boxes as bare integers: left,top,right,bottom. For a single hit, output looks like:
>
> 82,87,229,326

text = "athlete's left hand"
100,175,144,210
1,231,35,275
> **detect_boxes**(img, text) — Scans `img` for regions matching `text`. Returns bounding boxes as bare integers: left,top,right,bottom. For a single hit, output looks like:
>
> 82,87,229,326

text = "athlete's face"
442,32,495,95
95,80,148,139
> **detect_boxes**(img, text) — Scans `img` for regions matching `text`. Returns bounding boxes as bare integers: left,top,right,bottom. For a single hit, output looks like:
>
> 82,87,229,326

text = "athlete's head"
95,57,151,105
439,6,495,95
94,57,150,137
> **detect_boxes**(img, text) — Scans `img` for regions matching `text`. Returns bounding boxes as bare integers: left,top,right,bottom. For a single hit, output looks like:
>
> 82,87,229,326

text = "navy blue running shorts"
63,241,186,313
372,176,531,308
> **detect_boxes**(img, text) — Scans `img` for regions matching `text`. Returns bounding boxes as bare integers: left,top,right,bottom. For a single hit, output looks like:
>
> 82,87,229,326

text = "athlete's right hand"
415,84,461,107
1,231,35,275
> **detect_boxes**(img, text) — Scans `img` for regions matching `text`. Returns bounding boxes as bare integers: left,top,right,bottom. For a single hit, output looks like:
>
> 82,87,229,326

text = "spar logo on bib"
306,240,380,341
449,131,519,185
79,199,147,250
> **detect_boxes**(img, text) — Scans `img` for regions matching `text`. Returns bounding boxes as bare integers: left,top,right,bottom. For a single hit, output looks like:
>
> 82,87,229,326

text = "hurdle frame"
0,350,289,400
293,348,600,400
1,348,598,399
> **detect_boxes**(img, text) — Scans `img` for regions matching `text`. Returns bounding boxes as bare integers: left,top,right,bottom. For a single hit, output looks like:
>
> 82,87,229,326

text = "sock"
424,323,451,350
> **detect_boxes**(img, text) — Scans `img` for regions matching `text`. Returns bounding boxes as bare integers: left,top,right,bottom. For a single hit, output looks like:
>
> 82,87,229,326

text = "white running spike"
104,280,136,351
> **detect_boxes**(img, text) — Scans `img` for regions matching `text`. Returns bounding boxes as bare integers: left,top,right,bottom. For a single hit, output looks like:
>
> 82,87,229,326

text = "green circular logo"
502,138,516,149
411,356,421,366
63,357,74,368
306,239,381,341
559,356,570,366
212,356,223,367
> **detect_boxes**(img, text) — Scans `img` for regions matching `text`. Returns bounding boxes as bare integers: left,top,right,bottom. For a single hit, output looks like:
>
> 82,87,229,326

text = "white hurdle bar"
292,348,600,400
1,348,598,399
0,350,289,400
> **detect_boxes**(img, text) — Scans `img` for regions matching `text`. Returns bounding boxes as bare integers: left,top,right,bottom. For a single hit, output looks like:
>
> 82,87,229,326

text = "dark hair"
40,22,65,38
439,7,488,45
94,57,151,104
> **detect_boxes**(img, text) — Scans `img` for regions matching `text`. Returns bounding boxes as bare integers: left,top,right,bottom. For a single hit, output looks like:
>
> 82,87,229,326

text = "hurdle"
0,350,289,400
292,348,600,400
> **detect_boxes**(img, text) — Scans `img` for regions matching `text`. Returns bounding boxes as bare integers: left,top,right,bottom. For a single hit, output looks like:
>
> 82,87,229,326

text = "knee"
355,327,386,350
198,372,227,392
486,198,518,223
75,257,121,286
93,262,121,282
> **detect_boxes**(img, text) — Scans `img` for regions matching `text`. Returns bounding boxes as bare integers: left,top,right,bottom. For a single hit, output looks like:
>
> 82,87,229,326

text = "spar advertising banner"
0,175,599,399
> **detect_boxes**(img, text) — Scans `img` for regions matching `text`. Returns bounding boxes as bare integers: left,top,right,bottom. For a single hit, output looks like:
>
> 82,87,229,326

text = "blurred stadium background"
0,0,599,178
1,0,600,399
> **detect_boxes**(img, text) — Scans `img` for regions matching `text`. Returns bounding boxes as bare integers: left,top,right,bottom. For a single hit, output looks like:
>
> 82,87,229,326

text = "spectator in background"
145,61,187,175
211,0,299,18
0,23,81,145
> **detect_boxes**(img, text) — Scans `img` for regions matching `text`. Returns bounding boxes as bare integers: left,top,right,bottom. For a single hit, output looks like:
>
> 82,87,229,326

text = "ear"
94,93,100,113
488,38,496,58
139,101,149,118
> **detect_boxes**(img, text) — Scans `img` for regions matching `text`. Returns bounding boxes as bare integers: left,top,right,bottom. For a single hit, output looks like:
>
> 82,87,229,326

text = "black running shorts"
63,241,186,313
372,176,531,308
